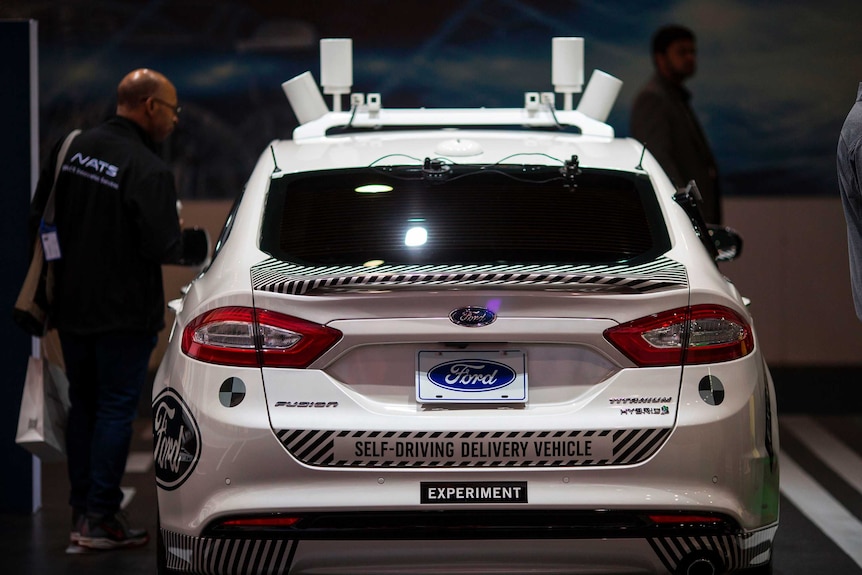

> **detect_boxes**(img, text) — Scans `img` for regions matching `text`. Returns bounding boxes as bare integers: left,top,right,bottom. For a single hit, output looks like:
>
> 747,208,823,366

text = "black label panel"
420,481,528,504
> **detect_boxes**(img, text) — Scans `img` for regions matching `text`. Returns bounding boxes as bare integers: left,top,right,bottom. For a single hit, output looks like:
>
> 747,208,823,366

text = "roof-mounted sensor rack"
282,37,623,141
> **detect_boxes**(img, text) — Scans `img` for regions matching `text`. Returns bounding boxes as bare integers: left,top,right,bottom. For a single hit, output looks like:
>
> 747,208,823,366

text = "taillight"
647,514,725,525
604,305,754,367
181,306,342,368
218,516,302,528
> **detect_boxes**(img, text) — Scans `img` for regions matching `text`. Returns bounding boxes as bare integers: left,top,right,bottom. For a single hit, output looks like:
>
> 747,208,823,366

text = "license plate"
417,350,527,403
421,482,528,504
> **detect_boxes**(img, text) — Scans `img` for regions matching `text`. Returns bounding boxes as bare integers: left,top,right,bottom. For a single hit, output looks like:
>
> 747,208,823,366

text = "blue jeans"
59,331,156,517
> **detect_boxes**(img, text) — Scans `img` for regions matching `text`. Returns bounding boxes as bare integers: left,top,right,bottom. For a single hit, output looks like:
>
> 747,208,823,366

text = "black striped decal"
161,523,776,574
275,428,671,468
161,529,298,574
250,257,688,296
648,525,777,572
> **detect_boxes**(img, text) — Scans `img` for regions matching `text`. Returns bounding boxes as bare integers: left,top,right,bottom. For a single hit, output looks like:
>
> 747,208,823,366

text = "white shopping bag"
15,355,70,462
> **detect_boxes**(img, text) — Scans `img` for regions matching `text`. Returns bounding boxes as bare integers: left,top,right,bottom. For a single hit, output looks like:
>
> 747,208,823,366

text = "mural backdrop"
4,0,862,200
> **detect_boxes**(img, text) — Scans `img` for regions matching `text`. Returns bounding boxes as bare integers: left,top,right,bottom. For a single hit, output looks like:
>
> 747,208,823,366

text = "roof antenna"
561,154,581,184
635,142,647,171
270,145,281,174
422,157,451,181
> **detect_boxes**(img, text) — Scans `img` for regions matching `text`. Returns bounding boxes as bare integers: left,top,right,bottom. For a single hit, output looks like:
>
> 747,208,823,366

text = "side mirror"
673,181,743,263
708,225,743,262
179,227,211,266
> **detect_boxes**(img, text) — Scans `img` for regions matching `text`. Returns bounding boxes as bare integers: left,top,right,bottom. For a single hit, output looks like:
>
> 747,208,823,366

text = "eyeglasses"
149,96,182,116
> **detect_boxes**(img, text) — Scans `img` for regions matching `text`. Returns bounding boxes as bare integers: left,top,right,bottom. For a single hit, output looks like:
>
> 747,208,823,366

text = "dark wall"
2,1,861,201
1,19,40,514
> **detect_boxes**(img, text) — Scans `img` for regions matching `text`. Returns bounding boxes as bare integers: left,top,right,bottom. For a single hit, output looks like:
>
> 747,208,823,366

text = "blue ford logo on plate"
427,360,516,392
449,306,496,327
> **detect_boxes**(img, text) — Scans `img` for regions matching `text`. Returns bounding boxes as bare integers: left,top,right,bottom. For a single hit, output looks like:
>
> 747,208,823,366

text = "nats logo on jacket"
62,153,121,189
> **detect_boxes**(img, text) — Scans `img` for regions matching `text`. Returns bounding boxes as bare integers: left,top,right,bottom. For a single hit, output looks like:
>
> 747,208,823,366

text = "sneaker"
69,510,85,544
77,511,149,550
66,510,90,554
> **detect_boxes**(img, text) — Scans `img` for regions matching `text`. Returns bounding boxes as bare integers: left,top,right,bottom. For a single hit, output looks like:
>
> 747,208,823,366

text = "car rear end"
154,133,778,575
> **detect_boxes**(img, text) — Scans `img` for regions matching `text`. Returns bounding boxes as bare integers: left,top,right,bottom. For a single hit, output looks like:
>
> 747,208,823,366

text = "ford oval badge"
449,306,496,328
427,360,516,392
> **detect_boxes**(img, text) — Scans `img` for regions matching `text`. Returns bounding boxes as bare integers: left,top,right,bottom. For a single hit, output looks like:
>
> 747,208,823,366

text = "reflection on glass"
405,227,428,247
355,184,393,194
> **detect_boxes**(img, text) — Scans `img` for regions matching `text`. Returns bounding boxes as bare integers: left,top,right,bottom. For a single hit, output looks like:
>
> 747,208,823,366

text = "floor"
2,375,862,574
3,416,156,574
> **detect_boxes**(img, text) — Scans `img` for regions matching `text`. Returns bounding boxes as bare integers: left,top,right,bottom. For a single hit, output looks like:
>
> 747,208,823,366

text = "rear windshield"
260,165,670,266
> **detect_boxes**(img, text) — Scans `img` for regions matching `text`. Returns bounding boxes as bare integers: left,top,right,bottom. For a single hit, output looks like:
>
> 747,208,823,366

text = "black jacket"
630,74,721,224
30,116,183,335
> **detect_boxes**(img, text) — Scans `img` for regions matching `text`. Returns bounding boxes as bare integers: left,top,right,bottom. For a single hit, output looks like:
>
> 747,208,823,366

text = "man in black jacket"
30,68,184,551
630,25,722,224
839,83,862,321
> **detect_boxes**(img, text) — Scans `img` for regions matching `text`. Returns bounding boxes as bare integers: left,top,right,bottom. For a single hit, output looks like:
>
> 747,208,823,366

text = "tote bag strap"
41,129,82,227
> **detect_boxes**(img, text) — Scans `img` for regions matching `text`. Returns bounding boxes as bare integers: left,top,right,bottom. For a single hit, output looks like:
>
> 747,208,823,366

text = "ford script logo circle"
449,306,496,327
153,389,201,491
427,360,516,392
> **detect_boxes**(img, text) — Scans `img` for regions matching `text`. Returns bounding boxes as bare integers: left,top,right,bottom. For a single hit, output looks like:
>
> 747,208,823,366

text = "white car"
154,38,779,575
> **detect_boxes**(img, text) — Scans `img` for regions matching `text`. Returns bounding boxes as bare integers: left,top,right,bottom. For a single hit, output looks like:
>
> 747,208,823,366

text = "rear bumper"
160,516,778,574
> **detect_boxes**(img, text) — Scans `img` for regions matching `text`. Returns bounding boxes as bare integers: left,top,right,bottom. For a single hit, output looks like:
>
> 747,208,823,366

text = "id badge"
40,222,62,261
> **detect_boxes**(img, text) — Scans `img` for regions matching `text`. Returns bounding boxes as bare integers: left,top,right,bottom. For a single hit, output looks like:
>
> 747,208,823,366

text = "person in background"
838,83,862,321
30,68,184,552
630,24,722,224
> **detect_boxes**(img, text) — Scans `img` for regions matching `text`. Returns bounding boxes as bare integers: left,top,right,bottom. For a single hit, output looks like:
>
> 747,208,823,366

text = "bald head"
116,68,180,143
